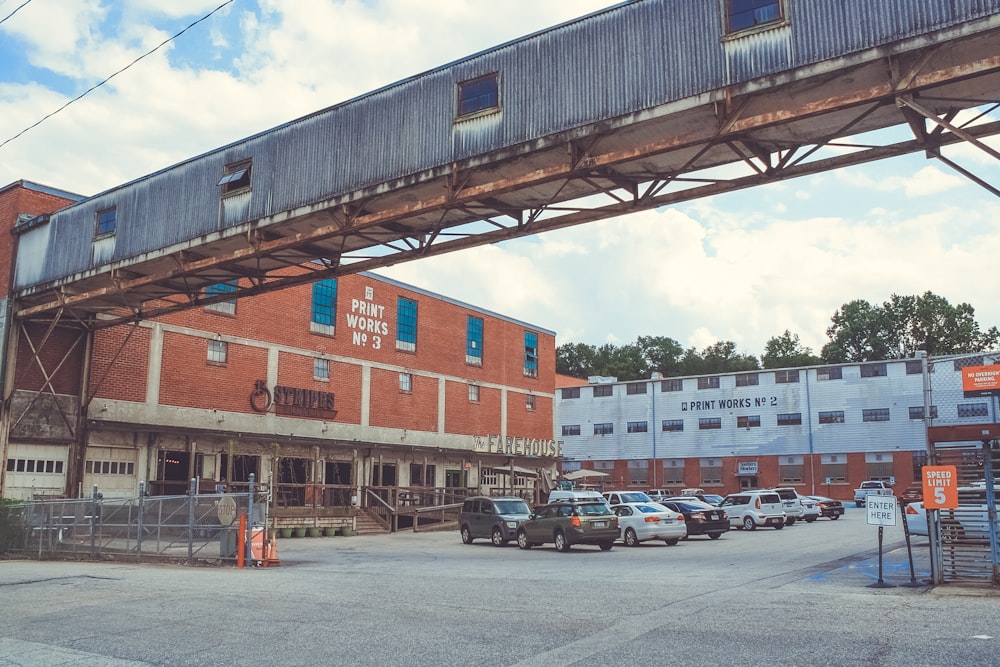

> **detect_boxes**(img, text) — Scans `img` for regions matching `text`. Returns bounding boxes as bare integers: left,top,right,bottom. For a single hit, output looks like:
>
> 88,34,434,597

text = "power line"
0,0,236,152
0,0,33,25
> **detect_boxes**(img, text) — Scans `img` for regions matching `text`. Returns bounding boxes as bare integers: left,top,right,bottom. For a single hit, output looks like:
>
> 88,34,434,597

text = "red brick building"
1,181,557,530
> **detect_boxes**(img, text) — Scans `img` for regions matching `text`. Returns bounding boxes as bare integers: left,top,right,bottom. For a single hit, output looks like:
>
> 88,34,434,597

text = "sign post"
866,495,898,588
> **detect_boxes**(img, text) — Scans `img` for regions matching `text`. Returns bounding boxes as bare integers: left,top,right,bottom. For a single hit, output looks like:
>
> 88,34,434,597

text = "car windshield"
760,493,781,504
621,492,650,502
673,500,712,511
577,503,612,516
492,500,530,514
634,504,666,513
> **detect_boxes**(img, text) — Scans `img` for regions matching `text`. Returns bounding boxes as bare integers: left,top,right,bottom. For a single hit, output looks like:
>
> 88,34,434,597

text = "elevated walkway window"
456,73,499,118
726,0,783,33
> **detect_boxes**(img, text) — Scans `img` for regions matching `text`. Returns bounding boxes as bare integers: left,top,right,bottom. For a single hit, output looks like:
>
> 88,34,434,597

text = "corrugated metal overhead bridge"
11,0,1000,327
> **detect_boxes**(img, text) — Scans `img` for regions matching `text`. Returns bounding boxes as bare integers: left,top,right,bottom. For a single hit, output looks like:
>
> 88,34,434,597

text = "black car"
657,498,730,539
807,495,845,520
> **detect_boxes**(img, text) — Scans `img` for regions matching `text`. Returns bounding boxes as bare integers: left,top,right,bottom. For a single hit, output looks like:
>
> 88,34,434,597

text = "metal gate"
927,438,1000,585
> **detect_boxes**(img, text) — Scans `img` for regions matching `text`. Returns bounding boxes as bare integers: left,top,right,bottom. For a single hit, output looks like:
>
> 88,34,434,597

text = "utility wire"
0,0,236,152
0,0,32,25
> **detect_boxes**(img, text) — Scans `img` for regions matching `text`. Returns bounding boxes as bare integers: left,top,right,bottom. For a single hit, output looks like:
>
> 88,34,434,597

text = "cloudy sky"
1,0,998,360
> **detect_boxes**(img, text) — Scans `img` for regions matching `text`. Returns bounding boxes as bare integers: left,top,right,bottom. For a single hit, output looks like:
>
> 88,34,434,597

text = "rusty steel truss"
10,28,1000,330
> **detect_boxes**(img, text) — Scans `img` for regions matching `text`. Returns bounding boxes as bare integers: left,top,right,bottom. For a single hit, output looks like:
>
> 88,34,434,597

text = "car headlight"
505,521,518,529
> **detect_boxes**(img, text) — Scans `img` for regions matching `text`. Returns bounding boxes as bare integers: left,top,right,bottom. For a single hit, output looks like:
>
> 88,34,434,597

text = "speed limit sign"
921,465,958,509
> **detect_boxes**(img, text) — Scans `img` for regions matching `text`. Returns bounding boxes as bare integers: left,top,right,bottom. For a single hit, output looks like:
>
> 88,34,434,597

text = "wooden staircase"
354,511,390,535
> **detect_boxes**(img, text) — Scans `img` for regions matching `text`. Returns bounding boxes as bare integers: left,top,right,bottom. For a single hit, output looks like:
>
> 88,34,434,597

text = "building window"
735,373,759,387
399,372,412,393
626,382,647,395
661,378,683,392
699,417,722,430
774,370,799,384
818,411,845,424
736,415,761,428
816,366,842,381
726,0,783,33
561,387,580,399
860,363,887,378
821,454,847,483
217,160,251,195
310,279,337,335
862,408,890,422
593,384,613,398
468,384,480,403
700,458,722,485
662,459,685,485
7,458,64,474
594,422,614,436
95,207,116,237
523,331,538,377
205,281,237,315
526,394,536,411
779,455,804,483
627,421,648,434
908,406,938,420
561,424,580,436
627,460,648,485
593,460,615,473
662,419,684,432
912,451,928,478
314,357,330,381
958,403,989,418
905,360,923,375
697,376,720,390
777,413,801,426
466,316,483,365
865,453,894,482
457,73,499,117
207,339,227,364
394,297,418,352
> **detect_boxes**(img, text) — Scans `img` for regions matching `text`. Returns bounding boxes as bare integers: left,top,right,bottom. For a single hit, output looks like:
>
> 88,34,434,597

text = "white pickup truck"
854,480,893,507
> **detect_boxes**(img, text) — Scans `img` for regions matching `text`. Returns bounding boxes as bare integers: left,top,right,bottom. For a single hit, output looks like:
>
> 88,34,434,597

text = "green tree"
555,342,600,378
822,293,999,362
679,341,759,374
762,330,822,369
636,335,684,377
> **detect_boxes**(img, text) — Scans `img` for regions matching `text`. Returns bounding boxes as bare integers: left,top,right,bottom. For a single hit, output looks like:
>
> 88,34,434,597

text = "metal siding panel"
19,0,1000,288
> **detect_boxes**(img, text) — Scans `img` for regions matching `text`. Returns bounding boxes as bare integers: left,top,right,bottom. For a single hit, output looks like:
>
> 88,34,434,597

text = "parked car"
719,491,786,530
646,489,677,503
657,498,730,539
769,487,805,525
807,495,844,520
799,495,821,522
680,492,724,506
602,491,652,505
905,483,999,539
610,502,687,546
547,489,606,504
459,496,532,546
516,500,620,552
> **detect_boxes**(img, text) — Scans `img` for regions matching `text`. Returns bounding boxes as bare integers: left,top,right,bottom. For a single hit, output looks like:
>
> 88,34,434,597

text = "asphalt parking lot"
1,506,997,667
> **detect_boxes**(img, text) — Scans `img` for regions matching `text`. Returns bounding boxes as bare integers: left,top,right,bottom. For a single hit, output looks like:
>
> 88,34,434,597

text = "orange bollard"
237,514,246,568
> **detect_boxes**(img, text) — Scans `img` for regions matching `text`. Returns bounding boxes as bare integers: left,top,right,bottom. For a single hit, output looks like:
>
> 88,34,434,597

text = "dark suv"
516,500,620,552
460,496,532,546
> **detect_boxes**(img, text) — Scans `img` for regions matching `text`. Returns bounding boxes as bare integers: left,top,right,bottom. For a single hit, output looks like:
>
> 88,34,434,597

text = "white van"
546,489,607,504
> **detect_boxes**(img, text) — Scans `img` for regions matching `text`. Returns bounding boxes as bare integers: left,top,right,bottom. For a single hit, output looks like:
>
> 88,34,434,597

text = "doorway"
739,476,758,490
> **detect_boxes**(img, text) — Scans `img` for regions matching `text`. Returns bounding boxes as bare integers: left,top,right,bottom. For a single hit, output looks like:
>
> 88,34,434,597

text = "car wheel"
460,525,473,544
708,532,722,540
516,529,531,550
805,517,817,523
743,517,756,531
599,541,613,551
774,522,784,530
624,528,639,547
664,538,679,546
855,501,862,508
554,530,570,552
491,527,507,547
785,518,796,526
830,515,840,521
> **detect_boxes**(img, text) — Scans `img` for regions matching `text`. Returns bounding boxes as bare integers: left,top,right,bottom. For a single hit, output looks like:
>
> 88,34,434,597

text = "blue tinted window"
397,297,417,345
458,74,499,116
466,316,483,361
524,331,538,377
727,0,782,32
311,279,338,326
96,207,116,236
